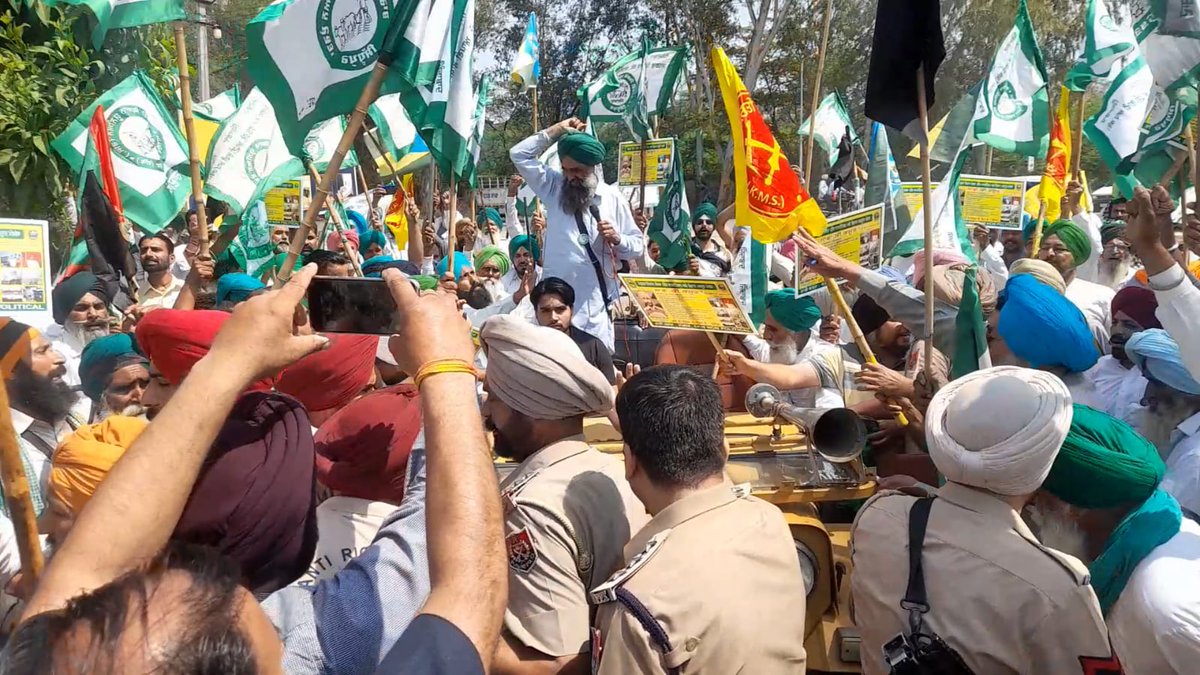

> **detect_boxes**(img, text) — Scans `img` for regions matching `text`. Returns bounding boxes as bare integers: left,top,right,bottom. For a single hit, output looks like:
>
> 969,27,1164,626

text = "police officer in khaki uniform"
480,316,648,674
591,366,807,673
851,367,1120,674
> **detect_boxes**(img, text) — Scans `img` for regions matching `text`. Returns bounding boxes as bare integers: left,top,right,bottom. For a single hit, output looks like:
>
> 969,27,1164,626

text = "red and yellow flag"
712,47,825,243
1040,86,1072,222
385,173,414,246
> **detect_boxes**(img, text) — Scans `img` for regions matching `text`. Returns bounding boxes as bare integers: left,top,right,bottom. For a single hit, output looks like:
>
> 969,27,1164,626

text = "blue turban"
998,273,1099,373
79,333,147,402
346,209,369,236
52,272,108,326
478,208,503,228
1021,214,1036,243
216,273,266,306
360,229,388,253
692,202,718,223
1126,329,1200,395
436,252,473,278
557,132,606,166
765,289,821,333
508,234,541,263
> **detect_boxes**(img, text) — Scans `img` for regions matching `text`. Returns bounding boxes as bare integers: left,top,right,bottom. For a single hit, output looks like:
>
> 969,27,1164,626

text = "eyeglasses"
695,218,713,225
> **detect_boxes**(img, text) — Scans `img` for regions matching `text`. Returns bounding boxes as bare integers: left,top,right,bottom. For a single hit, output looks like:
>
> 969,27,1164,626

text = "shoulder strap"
902,497,935,636
573,209,613,307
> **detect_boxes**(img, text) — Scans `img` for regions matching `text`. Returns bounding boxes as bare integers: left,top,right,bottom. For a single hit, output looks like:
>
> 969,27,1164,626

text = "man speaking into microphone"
510,118,644,350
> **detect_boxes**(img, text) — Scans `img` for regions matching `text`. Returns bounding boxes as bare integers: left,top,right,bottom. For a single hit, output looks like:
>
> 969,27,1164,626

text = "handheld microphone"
588,204,602,225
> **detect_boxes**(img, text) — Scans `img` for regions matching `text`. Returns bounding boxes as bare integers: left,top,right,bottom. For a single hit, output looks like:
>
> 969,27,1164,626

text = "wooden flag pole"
277,60,392,282
803,0,834,187
306,163,363,277
0,382,44,585
447,181,460,261
1030,199,1048,254
1071,90,1087,181
531,87,540,135
174,25,209,258
638,139,649,210
1187,124,1198,267
356,165,369,193
915,66,936,383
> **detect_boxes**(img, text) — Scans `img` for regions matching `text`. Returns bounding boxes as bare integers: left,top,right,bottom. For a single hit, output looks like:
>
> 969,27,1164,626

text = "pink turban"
912,248,970,288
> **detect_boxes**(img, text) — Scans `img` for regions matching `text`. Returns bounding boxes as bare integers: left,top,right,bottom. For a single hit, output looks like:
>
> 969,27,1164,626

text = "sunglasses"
695,218,713,225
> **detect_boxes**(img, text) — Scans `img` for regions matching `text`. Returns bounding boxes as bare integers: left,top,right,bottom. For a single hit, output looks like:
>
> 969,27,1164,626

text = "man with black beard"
0,318,82,518
687,203,731,278
133,233,185,311
478,315,646,675
1084,286,1158,435
511,118,644,350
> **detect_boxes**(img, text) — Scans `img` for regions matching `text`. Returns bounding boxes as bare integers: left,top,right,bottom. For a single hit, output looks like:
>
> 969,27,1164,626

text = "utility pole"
196,0,212,100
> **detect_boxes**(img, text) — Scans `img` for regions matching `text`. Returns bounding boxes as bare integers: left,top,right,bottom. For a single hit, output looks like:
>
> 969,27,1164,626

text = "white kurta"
1070,211,1105,285
743,335,847,408
1084,355,1149,435
510,131,645,349
1107,517,1200,675
1149,265,1200,381
1161,411,1200,517
1066,277,1115,353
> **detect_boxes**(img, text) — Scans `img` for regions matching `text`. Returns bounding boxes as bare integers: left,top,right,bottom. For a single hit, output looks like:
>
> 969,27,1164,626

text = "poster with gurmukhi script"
620,274,755,334
794,204,885,297
958,175,1026,230
617,139,675,187
0,219,51,325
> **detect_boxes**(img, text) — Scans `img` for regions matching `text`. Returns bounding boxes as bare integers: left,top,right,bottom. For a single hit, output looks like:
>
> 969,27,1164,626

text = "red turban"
276,334,378,412
314,385,421,504
1111,286,1161,331
135,309,275,392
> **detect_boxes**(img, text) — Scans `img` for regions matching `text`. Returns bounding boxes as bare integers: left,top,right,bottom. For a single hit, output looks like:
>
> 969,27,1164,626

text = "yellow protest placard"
617,139,675,186
0,219,51,325
958,175,1026,230
794,204,885,297
264,179,307,226
619,274,755,334
900,182,937,217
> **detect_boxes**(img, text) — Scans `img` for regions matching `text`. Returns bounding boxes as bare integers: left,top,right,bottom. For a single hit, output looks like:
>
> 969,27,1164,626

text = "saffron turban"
50,416,147,515
52,272,108,326
1008,259,1066,294
1042,404,1164,509
1042,219,1092,266
1126,328,1200,396
0,319,38,380
509,234,541,262
480,314,613,419
925,366,1073,496
215,273,266,306
135,309,276,391
314,384,421,505
1110,286,1161,331
557,132,606,166
78,333,147,402
474,246,511,276
765,290,821,333
998,274,1099,374
174,391,318,595
276,333,378,413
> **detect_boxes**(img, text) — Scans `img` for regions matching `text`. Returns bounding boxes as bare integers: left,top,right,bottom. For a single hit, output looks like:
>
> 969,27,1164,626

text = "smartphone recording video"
307,276,400,335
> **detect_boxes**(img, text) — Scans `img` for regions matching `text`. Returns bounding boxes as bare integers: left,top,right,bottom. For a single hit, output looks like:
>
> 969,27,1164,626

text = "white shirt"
1066,276,1115,352
981,242,1011,291
294,496,395,587
743,334,846,408
171,242,191,281
1061,371,1106,411
1107,517,1200,674
135,274,185,311
1084,355,1149,435
1150,264,1200,382
1162,411,1200,517
511,131,645,349
1071,211,1105,285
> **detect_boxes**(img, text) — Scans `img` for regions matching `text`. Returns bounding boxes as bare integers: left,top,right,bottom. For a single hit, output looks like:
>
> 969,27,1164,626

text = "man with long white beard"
1123,328,1200,517
77,333,150,422
47,272,112,388
0,318,82,519
1030,404,1200,674
1096,222,1136,289
511,119,644,350
720,290,849,408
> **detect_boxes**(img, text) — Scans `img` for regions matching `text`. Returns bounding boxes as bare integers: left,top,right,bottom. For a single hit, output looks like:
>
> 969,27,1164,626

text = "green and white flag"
414,0,475,179
1085,55,1154,172
951,266,992,379
246,0,419,154
1113,85,1197,198
51,70,189,234
391,0,456,87
193,85,242,123
464,75,492,189
203,87,303,216
303,116,360,173
647,149,691,270
226,202,279,277
368,93,419,160
1150,0,1200,39
889,137,976,261
1066,0,1139,91
1133,0,1200,97
798,92,859,162
929,83,979,164
971,0,1050,157
578,46,689,125
45,0,185,48
624,39,652,142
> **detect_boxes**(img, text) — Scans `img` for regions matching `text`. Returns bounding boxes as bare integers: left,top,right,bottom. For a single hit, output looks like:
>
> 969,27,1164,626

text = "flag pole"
366,125,405,189
803,0,833,186
639,139,648,210
1030,199,1048,254
1071,89,1087,181
447,178,461,277
0,383,44,586
1187,124,1198,267
531,87,540,135
915,66,936,383
174,25,209,259
276,59,392,283
305,162,363,277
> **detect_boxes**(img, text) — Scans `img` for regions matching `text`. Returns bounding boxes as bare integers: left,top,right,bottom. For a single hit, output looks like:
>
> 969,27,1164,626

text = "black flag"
864,0,945,143
830,127,856,189
79,169,134,301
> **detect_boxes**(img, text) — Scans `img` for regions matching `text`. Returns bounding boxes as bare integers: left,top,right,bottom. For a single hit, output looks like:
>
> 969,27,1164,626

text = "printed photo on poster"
0,219,51,325
617,139,675,187
794,204,885,297
958,175,1025,230
619,275,756,334
264,179,309,226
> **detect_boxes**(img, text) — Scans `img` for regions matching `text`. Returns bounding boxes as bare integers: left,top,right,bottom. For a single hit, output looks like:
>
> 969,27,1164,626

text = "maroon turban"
275,334,378,413
135,309,276,392
314,385,421,505
1111,286,1161,331
173,392,318,594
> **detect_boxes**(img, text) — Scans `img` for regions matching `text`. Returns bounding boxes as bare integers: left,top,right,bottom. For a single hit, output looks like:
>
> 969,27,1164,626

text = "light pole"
194,0,220,100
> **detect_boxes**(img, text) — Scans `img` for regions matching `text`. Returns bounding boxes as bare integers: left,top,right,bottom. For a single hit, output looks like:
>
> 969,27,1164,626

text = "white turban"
480,315,613,420
925,366,1073,496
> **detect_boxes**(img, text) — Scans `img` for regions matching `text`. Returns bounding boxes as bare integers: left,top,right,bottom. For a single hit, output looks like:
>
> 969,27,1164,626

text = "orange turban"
50,416,147,515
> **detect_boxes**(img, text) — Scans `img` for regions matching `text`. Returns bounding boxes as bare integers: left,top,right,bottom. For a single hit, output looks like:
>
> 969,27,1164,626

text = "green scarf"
1089,487,1181,615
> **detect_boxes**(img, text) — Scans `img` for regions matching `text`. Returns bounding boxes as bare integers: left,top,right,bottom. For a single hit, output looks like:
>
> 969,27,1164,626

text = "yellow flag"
1039,86,1072,222
712,47,825,243
385,173,413,245
906,112,948,159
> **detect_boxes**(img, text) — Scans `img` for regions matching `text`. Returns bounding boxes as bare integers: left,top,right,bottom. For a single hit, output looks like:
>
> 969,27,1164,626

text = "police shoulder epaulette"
501,468,542,511
731,483,752,499
589,528,672,604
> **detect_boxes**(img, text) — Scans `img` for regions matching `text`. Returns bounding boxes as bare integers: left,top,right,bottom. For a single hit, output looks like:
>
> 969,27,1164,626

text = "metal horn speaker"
745,383,867,463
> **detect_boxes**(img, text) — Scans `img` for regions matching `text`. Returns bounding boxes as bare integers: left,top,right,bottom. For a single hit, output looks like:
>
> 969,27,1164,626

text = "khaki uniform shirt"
850,482,1117,674
500,436,648,657
591,483,807,674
